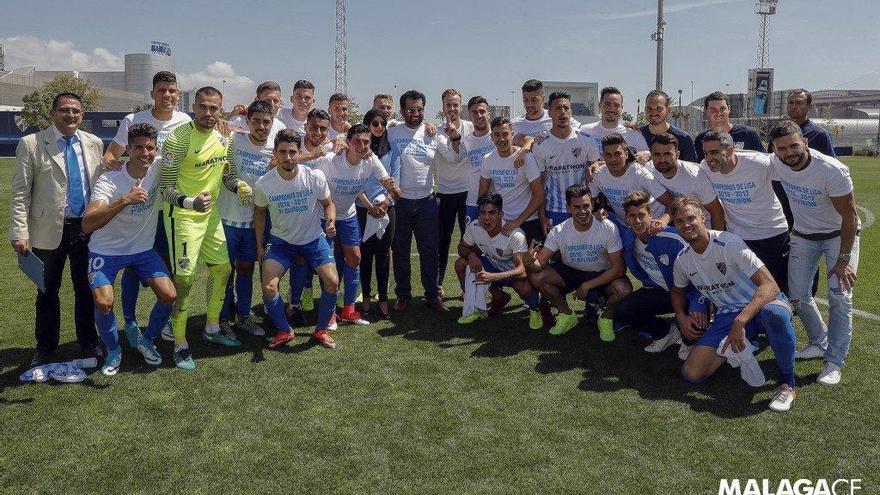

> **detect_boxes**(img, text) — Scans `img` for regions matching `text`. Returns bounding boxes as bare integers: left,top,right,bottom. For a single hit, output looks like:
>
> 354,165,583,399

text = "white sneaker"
795,343,826,360
769,384,796,412
817,362,842,386
678,343,692,361
644,325,682,353
160,322,174,342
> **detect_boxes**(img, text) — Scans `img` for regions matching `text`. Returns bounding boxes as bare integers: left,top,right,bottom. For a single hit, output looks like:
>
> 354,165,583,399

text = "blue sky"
3,0,878,117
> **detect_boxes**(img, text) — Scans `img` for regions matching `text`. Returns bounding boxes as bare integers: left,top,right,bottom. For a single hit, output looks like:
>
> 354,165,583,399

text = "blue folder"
18,250,45,292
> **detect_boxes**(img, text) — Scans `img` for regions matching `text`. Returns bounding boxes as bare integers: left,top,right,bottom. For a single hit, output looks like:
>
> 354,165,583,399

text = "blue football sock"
144,302,173,340
523,291,539,310
289,260,307,307
120,269,140,325
343,264,360,306
235,273,253,319
95,309,120,351
759,302,797,387
220,273,234,322
264,294,291,332
317,290,337,330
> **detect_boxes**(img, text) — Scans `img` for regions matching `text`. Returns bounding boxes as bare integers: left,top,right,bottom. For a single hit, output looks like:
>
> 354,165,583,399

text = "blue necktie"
63,135,85,216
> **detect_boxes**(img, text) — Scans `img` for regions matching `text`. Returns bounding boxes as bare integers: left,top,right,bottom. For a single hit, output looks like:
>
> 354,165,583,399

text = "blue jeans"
392,195,440,302
788,233,861,367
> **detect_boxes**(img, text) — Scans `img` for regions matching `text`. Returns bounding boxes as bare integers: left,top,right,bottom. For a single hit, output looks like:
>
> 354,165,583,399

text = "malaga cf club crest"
571,147,582,158
496,248,505,257
716,262,727,275
659,254,670,266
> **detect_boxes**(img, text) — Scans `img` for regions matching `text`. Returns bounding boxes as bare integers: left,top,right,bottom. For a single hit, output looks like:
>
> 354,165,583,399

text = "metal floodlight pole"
651,0,665,90
335,0,347,94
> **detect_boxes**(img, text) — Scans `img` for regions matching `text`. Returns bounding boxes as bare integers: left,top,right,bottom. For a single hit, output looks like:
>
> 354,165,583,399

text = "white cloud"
177,61,255,109
1,36,257,108
1,36,123,69
598,0,745,20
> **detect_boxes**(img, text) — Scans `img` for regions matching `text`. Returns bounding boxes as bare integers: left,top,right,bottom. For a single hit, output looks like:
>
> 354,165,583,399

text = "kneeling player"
254,130,340,349
454,193,541,328
524,185,631,338
670,197,797,412
616,191,707,354
82,123,176,375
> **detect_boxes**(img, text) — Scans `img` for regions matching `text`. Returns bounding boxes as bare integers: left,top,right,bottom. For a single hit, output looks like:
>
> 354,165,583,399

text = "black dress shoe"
393,298,410,312
425,300,449,313
82,342,104,360
31,351,53,367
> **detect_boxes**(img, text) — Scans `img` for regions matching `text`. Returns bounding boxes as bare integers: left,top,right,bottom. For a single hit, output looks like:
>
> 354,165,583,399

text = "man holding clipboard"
9,92,106,366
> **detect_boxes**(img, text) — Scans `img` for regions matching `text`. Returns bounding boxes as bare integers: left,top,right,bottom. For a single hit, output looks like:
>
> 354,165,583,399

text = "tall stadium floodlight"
755,0,778,68
335,0,347,94
650,0,665,90
0,43,5,72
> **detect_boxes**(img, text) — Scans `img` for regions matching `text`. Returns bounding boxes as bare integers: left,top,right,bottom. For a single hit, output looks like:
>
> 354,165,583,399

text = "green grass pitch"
0,156,877,494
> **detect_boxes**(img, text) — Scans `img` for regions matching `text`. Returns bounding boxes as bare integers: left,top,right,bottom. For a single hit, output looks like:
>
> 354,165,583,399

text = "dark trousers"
436,191,467,285
745,231,790,296
31,218,97,354
393,195,440,303
357,205,396,301
614,287,674,339
520,218,546,243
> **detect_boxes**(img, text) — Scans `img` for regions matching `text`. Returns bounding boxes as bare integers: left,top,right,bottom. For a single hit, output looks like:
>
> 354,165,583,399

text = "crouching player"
670,196,798,412
616,191,707,354
454,193,541,327
524,185,631,338
82,123,176,375
254,129,340,350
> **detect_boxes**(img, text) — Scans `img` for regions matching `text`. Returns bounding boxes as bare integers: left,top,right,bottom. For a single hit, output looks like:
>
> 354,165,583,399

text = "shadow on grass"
378,298,779,419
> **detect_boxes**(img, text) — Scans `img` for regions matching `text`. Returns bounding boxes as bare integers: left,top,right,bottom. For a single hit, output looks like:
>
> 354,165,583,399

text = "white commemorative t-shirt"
544,218,622,272
254,165,330,245
700,151,788,240
317,153,389,220
461,131,495,206
589,163,668,219
646,159,718,225
511,110,581,138
635,238,668,290
436,120,475,195
578,121,649,152
88,161,162,256
218,133,273,227
228,115,286,141
770,149,859,234
112,109,191,151
278,108,307,137
462,221,528,272
673,230,763,314
298,142,335,170
530,129,600,213
480,150,542,222
387,123,459,199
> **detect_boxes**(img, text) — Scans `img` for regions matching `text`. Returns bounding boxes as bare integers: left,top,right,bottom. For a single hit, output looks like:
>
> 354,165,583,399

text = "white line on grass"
856,205,875,229
815,298,880,321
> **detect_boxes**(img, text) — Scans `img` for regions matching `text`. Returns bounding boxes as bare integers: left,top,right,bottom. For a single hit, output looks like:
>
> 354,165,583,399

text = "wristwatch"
838,253,852,263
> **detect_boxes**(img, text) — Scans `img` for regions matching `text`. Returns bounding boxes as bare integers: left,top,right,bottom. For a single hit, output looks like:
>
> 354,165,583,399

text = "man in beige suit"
9,92,105,366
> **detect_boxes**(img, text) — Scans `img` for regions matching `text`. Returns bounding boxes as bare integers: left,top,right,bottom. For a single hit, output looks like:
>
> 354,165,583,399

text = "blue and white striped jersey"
673,230,764,314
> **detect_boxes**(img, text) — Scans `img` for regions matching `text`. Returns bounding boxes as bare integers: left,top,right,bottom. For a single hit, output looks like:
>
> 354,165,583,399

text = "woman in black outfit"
356,109,396,318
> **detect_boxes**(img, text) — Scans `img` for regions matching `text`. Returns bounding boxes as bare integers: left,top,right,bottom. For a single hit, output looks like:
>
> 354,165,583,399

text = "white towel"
717,337,766,387
461,266,490,317
361,194,391,242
